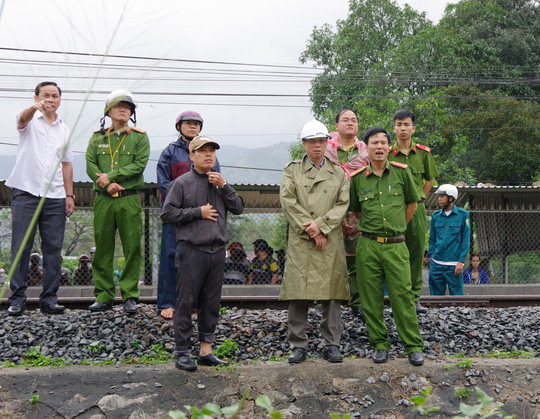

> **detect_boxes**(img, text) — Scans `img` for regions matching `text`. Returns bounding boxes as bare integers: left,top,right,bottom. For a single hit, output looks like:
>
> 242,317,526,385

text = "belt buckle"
376,236,386,243
112,192,119,198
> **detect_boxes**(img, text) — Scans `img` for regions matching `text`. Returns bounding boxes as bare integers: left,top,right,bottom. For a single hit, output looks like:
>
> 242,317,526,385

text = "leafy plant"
453,387,516,419
219,307,227,315
487,350,534,359
256,395,283,419
28,393,40,404
21,347,66,367
167,387,248,419
214,339,238,360
411,388,441,416
456,359,473,368
88,342,105,354
454,388,472,399
125,344,172,365
443,365,453,371
267,355,286,362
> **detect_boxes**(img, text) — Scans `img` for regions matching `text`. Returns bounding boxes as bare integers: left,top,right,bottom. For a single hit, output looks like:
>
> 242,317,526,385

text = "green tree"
300,0,429,117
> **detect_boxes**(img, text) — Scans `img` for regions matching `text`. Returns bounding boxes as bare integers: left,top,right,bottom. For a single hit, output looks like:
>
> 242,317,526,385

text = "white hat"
300,120,330,141
435,184,458,199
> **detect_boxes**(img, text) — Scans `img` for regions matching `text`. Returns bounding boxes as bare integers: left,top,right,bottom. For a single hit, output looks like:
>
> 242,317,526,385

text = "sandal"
160,307,174,320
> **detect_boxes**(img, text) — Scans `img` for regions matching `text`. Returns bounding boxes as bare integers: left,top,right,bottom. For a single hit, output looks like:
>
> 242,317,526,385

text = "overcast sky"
0,0,457,166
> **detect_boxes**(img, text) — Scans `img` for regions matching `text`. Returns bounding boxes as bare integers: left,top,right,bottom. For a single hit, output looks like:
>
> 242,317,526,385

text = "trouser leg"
116,195,142,302
92,196,117,304
174,244,212,354
446,267,464,295
197,248,225,344
346,255,361,308
356,237,389,351
384,242,424,354
38,196,66,306
406,203,427,301
320,299,341,347
429,261,447,295
157,222,178,309
8,189,38,306
287,300,311,349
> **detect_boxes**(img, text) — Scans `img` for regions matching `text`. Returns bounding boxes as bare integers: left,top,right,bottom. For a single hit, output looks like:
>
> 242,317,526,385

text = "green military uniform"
349,161,423,353
86,127,150,304
388,141,438,301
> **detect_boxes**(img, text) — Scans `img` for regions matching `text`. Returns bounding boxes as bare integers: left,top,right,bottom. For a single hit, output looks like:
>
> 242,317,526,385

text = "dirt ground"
0,356,538,418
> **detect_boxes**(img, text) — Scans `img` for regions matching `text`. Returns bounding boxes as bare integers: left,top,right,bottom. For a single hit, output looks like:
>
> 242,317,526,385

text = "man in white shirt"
6,81,74,316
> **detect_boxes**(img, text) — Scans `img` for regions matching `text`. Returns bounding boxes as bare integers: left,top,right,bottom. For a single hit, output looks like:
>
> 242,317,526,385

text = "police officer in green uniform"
388,110,439,314
349,127,424,366
85,90,150,314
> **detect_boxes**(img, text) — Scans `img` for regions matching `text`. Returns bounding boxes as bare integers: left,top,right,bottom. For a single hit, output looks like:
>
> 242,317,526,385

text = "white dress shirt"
6,112,72,199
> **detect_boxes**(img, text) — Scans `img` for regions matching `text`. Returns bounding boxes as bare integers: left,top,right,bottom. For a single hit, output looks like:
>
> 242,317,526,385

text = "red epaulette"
388,146,393,152
350,166,368,177
416,144,431,153
130,127,146,133
390,161,408,169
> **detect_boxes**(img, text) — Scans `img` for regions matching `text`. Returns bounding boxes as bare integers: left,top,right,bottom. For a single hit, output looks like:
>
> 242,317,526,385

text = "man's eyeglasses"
339,118,358,124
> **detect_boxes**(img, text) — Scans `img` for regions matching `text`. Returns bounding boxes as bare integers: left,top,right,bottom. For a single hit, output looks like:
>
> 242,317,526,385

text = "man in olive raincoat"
279,120,350,365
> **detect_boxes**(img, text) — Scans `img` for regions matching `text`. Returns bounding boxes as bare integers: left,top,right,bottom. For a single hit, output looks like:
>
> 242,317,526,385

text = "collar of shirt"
365,160,391,177
392,140,417,156
307,156,325,170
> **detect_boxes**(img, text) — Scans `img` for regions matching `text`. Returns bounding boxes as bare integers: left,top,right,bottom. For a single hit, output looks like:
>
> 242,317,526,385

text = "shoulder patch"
416,144,431,153
284,160,302,168
390,161,408,169
388,146,393,152
350,166,368,177
131,127,146,133
93,129,102,133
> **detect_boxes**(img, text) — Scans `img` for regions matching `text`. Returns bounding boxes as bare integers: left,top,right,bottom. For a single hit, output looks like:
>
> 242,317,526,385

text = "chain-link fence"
1,206,539,288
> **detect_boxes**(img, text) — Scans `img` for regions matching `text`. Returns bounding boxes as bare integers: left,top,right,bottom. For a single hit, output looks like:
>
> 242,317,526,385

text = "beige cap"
189,135,220,153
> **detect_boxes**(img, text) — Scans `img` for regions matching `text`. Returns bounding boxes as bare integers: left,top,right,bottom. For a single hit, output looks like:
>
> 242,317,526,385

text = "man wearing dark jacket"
161,136,244,372
156,111,220,320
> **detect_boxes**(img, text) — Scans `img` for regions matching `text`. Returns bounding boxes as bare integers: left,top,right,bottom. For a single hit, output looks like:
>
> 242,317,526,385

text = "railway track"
2,294,539,311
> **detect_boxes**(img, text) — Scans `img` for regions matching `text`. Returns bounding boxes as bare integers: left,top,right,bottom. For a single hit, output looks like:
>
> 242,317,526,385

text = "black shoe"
288,348,306,364
40,304,65,314
7,304,25,316
415,302,428,314
88,301,112,312
351,306,364,317
198,353,229,366
123,298,137,314
322,346,343,363
408,351,424,366
372,349,388,364
175,355,197,372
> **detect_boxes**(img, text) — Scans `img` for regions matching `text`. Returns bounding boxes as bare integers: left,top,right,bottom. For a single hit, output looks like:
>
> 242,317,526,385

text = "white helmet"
104,89,137,116
435,184,458,200
300,120,330,141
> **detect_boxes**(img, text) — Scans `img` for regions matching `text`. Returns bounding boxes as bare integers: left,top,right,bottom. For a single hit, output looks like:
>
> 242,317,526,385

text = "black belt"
417,198,426,203
96,190,142,198
360,231,405,244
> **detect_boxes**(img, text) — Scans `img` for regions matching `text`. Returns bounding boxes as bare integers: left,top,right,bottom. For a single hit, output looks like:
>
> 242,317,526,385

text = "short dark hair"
362,127,391,145
393,109,415,124
470,253,480,261
35,81,61,97
335,108,359,124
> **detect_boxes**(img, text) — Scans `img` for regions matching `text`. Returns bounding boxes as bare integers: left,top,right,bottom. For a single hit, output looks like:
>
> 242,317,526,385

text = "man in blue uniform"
428,184,470,295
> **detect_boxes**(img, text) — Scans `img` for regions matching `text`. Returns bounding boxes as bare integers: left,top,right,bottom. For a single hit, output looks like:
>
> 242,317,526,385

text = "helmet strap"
99,117,106,136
